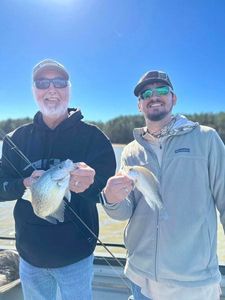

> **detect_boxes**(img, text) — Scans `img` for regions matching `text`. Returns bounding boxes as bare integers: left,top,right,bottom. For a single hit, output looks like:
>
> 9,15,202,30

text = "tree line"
91,112,225,144
0,113,225,144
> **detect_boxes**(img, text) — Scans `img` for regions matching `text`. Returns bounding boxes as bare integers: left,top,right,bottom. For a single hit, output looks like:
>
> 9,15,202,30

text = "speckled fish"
123,165,162,210
25,159,75,224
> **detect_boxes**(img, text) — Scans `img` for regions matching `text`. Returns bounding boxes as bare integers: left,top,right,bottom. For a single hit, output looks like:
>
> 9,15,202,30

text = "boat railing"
1,235,225,300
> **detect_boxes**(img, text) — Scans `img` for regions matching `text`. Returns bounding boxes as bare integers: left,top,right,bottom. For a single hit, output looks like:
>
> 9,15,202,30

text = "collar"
143,116,176,140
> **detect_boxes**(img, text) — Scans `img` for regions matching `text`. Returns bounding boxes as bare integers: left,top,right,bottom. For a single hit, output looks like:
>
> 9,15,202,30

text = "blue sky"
1,0,225,122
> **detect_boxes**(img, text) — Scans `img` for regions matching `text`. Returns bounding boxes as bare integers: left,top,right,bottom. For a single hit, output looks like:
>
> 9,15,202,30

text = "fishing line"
0,130,36,171
65,202,130,289
65,202,124,268
0,132,130,288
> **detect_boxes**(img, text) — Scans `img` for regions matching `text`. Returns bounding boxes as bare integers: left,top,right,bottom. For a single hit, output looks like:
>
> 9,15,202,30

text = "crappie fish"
123,165,162,209
25,159,75,224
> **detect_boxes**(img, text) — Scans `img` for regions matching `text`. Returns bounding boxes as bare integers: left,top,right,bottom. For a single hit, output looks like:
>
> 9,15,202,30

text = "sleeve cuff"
99,191,117,207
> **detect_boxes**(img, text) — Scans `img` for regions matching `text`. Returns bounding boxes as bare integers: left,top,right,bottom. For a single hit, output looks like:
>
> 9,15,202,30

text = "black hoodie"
0,108,116,267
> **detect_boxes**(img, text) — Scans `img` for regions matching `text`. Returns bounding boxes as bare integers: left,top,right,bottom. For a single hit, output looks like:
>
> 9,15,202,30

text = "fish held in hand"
124,165,162,210
25,159,75,224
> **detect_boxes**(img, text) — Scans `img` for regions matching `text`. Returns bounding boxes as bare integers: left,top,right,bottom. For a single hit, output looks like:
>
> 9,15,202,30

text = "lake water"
0,142,225,263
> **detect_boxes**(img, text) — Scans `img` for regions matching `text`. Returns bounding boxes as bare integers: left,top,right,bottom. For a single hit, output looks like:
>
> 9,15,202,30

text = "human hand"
69,162,95,193
23,170,45,188
103,173,133,204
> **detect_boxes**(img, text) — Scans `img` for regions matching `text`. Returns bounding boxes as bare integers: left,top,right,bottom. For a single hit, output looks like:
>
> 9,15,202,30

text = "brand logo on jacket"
174,148,190,153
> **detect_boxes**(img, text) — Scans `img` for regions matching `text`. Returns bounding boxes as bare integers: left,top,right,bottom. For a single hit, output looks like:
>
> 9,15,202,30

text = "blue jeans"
130,280,152,300
19,255,94,300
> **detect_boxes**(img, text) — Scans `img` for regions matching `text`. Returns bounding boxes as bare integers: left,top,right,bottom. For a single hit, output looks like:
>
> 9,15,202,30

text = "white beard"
37,101,68,120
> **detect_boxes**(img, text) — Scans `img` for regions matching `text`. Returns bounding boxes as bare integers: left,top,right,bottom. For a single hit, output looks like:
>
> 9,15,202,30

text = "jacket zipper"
154,209,160,281
145,143,161,281
154,136,172,281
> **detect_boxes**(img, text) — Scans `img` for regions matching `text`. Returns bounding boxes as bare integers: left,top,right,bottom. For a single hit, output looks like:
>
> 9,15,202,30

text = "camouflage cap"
33,59,69,80
134,70,173,96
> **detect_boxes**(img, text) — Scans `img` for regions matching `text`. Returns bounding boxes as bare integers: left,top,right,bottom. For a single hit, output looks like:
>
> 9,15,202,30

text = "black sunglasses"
34,78,69,89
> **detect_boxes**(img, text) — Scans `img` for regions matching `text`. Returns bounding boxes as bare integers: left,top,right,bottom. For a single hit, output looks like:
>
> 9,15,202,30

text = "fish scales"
124,165,162,209
26,159,75,224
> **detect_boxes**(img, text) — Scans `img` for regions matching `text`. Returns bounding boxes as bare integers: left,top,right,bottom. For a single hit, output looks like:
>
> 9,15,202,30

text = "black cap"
134,70,173,96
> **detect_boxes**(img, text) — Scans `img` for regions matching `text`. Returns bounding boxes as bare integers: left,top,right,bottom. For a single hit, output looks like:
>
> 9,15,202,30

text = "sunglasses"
140,86,173,100
34,78,69,89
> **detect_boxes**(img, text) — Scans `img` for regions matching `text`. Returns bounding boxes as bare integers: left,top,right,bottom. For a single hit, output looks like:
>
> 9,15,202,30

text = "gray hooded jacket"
103,115,225,287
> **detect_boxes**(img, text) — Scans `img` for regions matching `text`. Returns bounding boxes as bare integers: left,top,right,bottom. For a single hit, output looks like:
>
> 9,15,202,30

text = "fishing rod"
65,203,130,288
0,131,130,287
65,202,125,268
0,130,37,171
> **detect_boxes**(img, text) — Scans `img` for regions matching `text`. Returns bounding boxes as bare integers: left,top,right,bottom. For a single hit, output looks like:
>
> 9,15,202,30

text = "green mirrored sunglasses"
140,86,173,100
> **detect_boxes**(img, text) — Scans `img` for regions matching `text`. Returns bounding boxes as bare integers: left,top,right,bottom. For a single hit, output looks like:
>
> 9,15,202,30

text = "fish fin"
144,196,156,210
147,193,163,210
64,189,71,202
48,201,65,223
22,188,32,203
43,216,57,224
156,196,163,209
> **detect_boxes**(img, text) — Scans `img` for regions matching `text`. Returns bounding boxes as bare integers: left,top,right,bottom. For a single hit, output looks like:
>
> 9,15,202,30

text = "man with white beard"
0,59,116,300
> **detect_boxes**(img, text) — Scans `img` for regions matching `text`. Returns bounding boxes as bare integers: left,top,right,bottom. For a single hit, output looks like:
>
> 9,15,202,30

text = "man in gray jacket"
100,70,225,300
